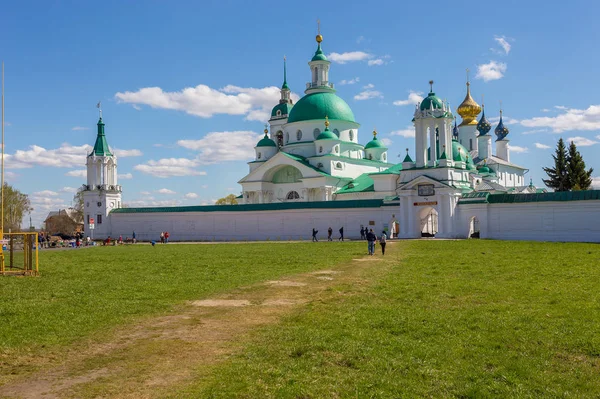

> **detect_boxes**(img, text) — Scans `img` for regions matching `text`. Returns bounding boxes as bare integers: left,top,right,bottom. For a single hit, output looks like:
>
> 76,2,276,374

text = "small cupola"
255,126,277,162
315,117,341,156
364,130,388,162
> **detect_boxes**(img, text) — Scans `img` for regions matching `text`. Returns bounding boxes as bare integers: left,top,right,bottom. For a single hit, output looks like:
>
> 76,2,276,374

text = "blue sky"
2,0,600,227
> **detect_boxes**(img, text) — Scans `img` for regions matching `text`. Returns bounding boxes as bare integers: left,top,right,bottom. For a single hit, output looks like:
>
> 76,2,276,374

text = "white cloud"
184,193,198,199
114,149,143,157
59,187,78,193
140,191,151,195
390,127,415,138
71,126,89,131
567,136,598,147
520,105,600,133
134,158,207,178
201,185,208,189
178,130,261,164
34,190,59,197
125,199,182,207
541,109,550,113
555,105,567,110
592,177,600,189
157,188,176,195
489,116,519,124
494,36,511,54
6,143,91,169
380,138,392,146
534,143,551,149
339,77,360,85
508,145,528,153
118,173,133,180
367,59,384,66
115,84,299,122
354,84,383,101
65,169,86,177
475,61,507,82
597,135,600,140
327,51,371,64
393,90,424,106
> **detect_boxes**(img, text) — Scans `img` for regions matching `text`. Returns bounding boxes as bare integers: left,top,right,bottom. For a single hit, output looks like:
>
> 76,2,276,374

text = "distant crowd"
311,225,388,255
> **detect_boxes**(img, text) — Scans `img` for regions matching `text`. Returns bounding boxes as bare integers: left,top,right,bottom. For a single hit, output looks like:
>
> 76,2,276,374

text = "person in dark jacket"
312,228,319,242
339,227,344,241
366,229,377,255
360,227,365,240
327,227,333,241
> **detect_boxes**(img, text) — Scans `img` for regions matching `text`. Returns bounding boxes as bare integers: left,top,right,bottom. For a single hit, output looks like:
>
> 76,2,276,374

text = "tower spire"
282,56,289,90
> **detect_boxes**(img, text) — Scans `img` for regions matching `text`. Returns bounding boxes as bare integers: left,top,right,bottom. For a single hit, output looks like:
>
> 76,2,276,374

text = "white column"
496,140,510,162
258,191,263,204
428,120,437,167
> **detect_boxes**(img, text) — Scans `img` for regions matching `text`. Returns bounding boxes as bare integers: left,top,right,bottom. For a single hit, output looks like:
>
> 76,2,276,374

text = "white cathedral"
82,32,600,242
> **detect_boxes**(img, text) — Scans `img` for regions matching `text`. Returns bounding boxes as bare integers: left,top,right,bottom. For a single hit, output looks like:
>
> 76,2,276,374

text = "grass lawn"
174,240,600,398
0,242,365,353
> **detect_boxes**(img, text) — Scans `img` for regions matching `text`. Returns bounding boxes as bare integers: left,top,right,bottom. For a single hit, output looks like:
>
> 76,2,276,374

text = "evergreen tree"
567,141,593,190
543,138,570,191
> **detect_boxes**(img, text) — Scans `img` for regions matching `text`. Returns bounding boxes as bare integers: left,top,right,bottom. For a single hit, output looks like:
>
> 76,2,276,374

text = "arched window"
319,146,323,153
296,130,302,141
334,145,339,153
286,191,300,200
313,67,318,83
333,129,340,137
368,153,373,160
335,162,343,169
257,152,262,159
285,131,290,143
276,131,284,147
383,153,387,161
470,138,473,151
349,130,354,141
276,110,281,116
313,128,321,139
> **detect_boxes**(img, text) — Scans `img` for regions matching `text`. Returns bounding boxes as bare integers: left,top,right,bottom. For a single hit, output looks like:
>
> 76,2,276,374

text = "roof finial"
499,100,503,116
96,101,102,119
372,129,377,138
406,148,409,153
429,80,434,93
466,68,470,86
264,123,269,135
316,19,323,43
324,115,329,128
283,56,287,85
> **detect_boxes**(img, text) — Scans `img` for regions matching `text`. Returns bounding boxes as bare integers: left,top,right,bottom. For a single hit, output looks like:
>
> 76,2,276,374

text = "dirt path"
0,244,395,399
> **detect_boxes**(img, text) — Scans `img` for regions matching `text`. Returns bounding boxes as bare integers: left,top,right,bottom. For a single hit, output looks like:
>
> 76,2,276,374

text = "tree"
45,211,78,235
215,194,238,205
543,138,570,191
567,141,593,190
72,186,85,224
0,183,32,232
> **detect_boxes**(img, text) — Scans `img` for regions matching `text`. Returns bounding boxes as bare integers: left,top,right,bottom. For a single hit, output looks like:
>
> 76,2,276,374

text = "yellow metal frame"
0,232,39,276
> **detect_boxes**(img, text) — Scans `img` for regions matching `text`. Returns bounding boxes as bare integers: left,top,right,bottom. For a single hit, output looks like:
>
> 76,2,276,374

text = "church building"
82,32,600,243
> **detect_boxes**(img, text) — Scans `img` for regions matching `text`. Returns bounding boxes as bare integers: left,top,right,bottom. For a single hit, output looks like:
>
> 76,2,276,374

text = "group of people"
160,231,170,244
312,227,344,242
364,228,387,256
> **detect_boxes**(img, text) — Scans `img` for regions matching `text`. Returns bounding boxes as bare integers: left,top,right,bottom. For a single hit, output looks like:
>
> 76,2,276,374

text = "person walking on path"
379,232,387,255
160,232,165,244
327,227,333,241
366,228,376,255
339,227,344,241
360,227,365,240
312,228,319,242
165,231,170,243
132,231,136,244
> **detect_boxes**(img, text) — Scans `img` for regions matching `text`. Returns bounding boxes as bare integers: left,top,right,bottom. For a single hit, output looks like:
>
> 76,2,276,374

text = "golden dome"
457,82,481,126
316,34,323,43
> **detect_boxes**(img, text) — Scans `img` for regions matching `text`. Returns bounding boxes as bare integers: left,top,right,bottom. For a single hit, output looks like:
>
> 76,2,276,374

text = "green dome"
256,134,276,147
316,127,338,140
288,92,355,123
452,140,470,162
420,92,443,111
271,102,293,118
311,43,328,62
365,136,386,149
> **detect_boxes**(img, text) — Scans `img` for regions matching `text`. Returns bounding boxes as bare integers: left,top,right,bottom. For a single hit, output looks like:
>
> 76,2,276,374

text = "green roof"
256,133,277,147
271,102,293,118
365,136,386,149
91,118,113,156
452,140,469,162
311,43,328,62
316,127,338,140
281,152,330,176
370,163,403,176
287,92,355,123
335,173,375,194
420,92,443,111
459,190,600,205
111,198,386,214
403,153,414,163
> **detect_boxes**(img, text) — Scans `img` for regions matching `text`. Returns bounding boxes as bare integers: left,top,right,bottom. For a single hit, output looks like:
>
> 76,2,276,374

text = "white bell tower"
82,105,122,239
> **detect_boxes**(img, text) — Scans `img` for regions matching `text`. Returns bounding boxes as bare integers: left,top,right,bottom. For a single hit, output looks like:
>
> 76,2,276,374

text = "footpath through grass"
0,242,364,353
177,240,600,398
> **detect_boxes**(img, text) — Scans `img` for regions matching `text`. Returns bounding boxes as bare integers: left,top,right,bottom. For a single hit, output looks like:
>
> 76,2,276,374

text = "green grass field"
1,240,600,398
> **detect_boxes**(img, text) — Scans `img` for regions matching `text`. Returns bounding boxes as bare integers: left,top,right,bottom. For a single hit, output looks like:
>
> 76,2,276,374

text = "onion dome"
456,80,481,126
452,141,470,162
365,130,386,149
477,163,492,174
419,80,443,111
256,127,277,147
476,104,492,135
495,109,509,141
316,117,338,140
311,33,328,62
452,117,459,140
